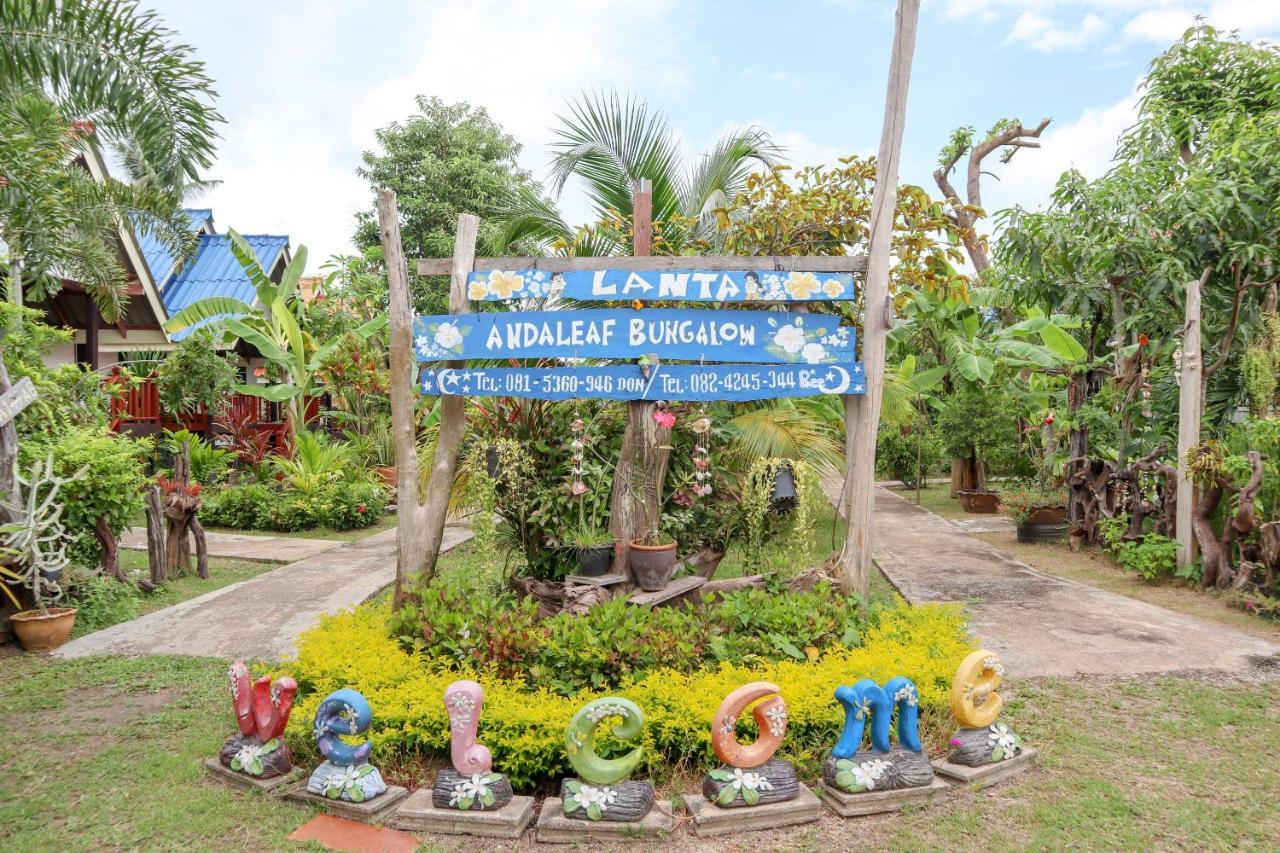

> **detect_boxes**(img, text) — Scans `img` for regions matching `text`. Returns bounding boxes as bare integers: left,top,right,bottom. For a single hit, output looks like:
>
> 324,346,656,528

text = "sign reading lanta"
465,268,857,303
414,309,856,364
421,363,865,402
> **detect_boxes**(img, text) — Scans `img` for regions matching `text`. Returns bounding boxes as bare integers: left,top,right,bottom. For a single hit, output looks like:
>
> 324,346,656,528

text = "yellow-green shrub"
276,601,974,789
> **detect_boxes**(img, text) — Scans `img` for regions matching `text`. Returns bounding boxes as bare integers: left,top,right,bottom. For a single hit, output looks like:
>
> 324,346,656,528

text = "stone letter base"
933,746,1040,790
203,758,301,793
286,785,409,823
685,783,821,838
536,798,674,844
819,778,950,817
387,789,535,839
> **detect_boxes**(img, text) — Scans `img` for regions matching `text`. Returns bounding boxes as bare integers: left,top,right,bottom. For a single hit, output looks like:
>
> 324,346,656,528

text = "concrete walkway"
837,483,1278,679
57,524,472,661
119,527,343,562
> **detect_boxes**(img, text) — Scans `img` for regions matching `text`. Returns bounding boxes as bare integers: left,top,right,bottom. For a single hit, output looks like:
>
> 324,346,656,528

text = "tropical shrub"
66,570,141,633
201,481,387,532
390,581,871,696
278,600,974,788
876,423,943,489
1098,515,1180,582
159,429,233,486
19,427,150,567
153,329,239,416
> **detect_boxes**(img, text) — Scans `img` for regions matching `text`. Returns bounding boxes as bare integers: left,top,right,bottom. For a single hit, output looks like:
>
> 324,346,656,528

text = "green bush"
201,481,387,531
67,572,141,634
19,427,150,568
389,580,871,696
1098,515,1180,581
876,423,941,488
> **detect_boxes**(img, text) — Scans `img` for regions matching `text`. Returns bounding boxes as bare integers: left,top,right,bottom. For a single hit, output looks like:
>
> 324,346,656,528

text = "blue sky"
146,1,1280,271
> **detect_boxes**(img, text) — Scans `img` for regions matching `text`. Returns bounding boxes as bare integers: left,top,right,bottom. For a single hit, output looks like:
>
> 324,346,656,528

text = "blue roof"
163,234,290,340
134,208,213,288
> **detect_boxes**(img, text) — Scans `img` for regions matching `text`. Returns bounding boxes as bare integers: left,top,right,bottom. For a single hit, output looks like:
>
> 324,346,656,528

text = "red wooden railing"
106,369,317,443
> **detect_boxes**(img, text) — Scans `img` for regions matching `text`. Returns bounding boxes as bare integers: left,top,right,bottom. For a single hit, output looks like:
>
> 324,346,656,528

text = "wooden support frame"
418,255,867,276
381,190,477,605
838,0,921,599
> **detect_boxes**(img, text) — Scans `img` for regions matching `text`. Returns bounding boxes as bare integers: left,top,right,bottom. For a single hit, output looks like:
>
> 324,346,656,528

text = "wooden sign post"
839,0,921,599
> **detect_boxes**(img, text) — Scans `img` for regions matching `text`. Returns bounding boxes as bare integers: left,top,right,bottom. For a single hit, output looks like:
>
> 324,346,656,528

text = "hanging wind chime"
570,413,587,496
691,413,712,498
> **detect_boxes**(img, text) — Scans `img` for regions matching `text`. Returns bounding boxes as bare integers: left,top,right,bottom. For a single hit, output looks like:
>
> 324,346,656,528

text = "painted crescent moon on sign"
817,365,851,395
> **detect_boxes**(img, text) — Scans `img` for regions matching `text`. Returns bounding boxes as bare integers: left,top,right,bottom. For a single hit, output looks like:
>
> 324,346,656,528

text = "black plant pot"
485,444,500,479
1016,521,1069,544
771,465,797,513
38,567,63,583
575,545,613,577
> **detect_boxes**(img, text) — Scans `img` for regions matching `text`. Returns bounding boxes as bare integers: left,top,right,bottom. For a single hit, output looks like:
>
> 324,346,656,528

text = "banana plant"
163,230,386,437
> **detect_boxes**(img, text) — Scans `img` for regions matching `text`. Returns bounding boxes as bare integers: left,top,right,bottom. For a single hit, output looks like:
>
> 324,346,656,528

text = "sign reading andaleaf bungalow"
412,264,864,402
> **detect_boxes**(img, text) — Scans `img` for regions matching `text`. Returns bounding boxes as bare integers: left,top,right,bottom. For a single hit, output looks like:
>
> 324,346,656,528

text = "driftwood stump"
143,485,166,589
161,443,208,580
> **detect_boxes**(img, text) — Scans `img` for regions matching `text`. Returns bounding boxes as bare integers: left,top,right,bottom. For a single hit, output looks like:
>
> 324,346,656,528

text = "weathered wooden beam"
417,254,868,276
839,0,921,600
382,188,478,608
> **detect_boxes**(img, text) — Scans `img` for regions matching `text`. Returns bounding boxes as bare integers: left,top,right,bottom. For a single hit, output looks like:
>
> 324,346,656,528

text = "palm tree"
0,92,191,319
0,0,222,184
497,91,781,254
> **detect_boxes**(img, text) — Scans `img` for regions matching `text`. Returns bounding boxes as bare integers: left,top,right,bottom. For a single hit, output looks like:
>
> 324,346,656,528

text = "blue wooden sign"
421,363,865,401
466,268,856,303
414,309,855,364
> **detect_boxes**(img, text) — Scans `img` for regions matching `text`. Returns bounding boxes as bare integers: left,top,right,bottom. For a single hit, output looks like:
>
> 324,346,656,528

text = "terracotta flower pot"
958,490,1000,514
10,607,77,652
1025,504,1067,525
629,539,678,591
374,465,397,489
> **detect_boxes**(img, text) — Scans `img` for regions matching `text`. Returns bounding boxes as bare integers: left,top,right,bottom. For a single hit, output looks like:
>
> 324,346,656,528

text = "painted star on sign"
853,384,865,393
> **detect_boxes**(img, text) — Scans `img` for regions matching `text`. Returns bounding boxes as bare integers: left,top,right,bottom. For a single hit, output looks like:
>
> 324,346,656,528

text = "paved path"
57,525,472,661
119,528,343,562
834,481,1278,679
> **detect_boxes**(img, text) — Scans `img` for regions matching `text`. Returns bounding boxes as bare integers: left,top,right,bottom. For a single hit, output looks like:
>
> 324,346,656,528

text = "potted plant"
629,527,678,591
1,456,80,651
567,521,615,576
368,417,397,489
1002,481,1068,542
958,489,1000,514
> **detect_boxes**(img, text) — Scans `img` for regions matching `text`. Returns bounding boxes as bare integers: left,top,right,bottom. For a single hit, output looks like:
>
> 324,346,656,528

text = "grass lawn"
2,651,1275,851
888,483,987,520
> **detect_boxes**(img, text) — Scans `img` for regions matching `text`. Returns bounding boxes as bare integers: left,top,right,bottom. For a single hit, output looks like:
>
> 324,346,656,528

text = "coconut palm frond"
491,185,576,254
723,403,844,479
678,126,782,233
549,90,684,223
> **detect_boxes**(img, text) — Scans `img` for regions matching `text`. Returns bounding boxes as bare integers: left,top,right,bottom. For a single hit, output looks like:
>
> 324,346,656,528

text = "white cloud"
1006,11,1108,51
190,0,683,270
1123,3,1280,42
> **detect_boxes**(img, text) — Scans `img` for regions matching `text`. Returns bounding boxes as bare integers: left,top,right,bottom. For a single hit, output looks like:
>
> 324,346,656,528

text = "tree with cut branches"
934,117,1050,276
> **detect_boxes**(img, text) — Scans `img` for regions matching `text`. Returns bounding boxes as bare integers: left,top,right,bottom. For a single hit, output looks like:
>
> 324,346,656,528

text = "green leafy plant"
66,570,140,633
1098,514,1180,582
160,429,232,486
19,427,149,569
153,329,238,417
269,431,360,494
201,481,387,532
742,458,820,570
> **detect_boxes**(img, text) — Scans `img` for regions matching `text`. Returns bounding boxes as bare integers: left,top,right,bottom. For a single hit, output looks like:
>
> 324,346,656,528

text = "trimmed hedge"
201,481,387,532
275,601,975,789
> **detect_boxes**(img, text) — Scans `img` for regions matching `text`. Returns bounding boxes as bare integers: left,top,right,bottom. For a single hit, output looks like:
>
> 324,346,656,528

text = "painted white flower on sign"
434,322,464,352
801,342,827,364
823,278,845,298
773,323,806,354
414,334,430,355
